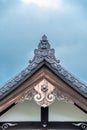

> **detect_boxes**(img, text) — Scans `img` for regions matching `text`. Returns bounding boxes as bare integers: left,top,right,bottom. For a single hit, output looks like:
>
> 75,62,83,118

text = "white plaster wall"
0,100,40,121
0,100,87,122
49,100,87,121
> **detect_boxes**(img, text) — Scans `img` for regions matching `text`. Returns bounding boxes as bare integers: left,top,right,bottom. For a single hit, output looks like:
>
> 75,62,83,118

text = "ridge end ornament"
29,35,60,65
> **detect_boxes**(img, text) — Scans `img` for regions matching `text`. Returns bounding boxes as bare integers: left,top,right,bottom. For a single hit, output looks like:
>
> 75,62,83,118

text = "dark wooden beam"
0,122,84,129
74,103,87,114
0,103,16,116
41,107,48,127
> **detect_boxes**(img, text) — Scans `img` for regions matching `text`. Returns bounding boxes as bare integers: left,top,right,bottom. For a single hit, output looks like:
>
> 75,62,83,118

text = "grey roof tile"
0,35,87,99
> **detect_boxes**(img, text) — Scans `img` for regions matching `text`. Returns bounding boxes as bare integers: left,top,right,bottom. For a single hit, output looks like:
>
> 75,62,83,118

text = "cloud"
21,0,62,10
0,0,87,86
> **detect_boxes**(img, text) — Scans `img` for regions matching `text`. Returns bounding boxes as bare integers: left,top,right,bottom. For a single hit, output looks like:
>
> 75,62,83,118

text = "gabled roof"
0,35,87,99
0,35,87,113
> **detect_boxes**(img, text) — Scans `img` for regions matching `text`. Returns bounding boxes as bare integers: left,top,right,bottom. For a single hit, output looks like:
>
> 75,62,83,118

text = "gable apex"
29,35,60,65
0,35,87,113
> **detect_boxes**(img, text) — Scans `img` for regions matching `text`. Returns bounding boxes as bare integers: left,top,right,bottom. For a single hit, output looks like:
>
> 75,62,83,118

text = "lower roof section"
0,64,87,113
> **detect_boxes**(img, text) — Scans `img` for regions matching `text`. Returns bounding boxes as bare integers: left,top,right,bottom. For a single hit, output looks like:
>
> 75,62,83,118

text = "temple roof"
0,35,87,100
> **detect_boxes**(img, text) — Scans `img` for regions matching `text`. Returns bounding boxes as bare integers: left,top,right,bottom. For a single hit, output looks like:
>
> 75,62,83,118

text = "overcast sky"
0,0,87,87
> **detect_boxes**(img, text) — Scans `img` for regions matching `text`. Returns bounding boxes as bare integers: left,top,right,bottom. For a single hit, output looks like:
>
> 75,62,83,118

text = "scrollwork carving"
33,79,55,107
0,123,17,130
16,79,73,107
73,123,87,130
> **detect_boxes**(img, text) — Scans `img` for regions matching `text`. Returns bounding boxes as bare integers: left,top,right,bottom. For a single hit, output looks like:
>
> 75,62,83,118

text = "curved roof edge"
0,35,87,99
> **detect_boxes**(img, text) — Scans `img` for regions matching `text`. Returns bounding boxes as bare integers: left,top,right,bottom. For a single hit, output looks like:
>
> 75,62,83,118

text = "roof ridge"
0,35,87,99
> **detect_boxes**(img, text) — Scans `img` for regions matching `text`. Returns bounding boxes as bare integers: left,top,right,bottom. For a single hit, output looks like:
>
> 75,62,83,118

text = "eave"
0,62,87,113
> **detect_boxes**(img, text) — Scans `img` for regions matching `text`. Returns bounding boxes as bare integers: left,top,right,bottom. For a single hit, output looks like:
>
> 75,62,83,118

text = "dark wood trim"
41,107,48,125
0,122,85,129
0,103,16,116
74,103,87,114
0,67,46,112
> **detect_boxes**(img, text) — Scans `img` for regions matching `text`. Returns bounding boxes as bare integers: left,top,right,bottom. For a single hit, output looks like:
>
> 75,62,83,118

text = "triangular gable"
0,35,87,114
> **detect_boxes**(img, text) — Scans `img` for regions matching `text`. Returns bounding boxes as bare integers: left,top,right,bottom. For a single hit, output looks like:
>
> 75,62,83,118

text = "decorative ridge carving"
29,35,60,65
0,35,87,99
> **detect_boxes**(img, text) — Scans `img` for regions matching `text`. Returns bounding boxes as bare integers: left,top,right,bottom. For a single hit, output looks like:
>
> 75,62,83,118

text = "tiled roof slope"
0,35,87,99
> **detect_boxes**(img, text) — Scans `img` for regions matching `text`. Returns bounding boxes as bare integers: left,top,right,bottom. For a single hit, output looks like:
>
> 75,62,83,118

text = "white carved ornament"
16,79,73,107
33,79,55,107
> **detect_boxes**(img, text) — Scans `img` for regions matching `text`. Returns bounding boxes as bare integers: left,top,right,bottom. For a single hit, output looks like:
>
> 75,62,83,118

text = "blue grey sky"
0,0,87,87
